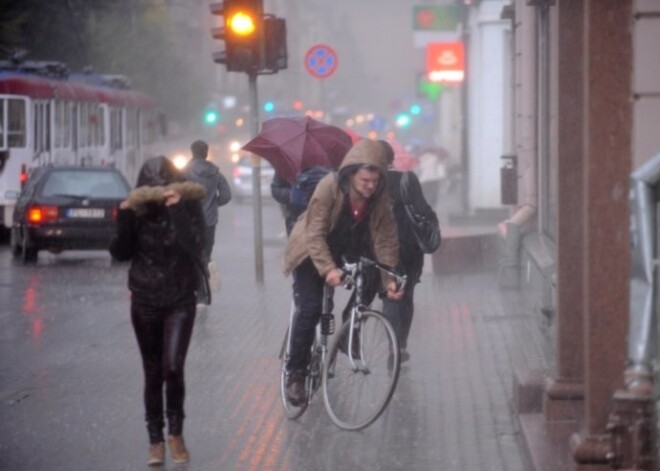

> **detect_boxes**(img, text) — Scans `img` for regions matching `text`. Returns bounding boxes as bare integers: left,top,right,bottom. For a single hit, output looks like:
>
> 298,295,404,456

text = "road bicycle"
279,256,406,430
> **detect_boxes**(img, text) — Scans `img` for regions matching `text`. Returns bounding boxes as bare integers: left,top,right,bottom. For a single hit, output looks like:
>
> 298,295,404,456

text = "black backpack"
290,166,334,219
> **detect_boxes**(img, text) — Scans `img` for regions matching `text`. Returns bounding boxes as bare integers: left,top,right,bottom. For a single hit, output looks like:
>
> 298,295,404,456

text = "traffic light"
395,113,412,128
263,17,287,72
204,109,219,125
210,0,264,72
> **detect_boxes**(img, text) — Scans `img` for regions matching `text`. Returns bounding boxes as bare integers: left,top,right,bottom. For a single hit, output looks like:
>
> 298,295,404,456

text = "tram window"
110,108,122,152
45,102,51,152
80,104,88,148
97,107,105,146
0,99,4,147
63,103,70,147
54,101,62,148
8,99,26,148
126,109,137,146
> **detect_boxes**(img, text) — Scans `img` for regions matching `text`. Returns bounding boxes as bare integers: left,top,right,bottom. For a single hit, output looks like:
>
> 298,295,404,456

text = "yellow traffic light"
228,12,256,36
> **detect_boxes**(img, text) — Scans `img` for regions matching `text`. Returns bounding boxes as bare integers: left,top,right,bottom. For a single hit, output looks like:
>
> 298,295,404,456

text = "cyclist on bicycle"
283,139,404,406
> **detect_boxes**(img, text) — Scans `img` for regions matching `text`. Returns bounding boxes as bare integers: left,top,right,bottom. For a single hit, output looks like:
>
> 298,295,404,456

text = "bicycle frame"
340,257,407,370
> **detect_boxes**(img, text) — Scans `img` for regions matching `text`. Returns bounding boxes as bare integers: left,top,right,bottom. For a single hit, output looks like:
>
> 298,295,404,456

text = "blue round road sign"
304,44,338,79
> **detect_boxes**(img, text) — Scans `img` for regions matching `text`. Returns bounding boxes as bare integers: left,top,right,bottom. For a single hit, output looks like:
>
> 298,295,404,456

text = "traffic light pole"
248,71,264,283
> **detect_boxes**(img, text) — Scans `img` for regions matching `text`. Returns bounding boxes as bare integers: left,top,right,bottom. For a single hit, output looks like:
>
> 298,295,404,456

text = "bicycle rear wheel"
322,310,400,430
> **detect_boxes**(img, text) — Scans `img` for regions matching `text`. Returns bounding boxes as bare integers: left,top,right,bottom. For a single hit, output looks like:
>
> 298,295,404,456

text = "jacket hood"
337,138,389,194
136,156,183,187
187,158,220,178
126,181,206,214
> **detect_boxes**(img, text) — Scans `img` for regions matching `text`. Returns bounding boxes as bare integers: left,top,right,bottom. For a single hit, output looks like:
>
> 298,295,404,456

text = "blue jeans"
287,258,325,373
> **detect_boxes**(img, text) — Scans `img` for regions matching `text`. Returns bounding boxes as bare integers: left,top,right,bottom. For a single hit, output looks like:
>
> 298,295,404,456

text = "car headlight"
172,154,189,169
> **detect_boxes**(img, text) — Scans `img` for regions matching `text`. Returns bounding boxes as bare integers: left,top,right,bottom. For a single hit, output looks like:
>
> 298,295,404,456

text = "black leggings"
131,303,196,440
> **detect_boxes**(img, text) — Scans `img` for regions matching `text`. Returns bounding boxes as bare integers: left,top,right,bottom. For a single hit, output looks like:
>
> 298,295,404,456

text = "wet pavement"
0,199,550,470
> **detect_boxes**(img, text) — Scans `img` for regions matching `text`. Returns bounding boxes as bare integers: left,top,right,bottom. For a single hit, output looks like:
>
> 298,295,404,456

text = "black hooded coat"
110,157,207,307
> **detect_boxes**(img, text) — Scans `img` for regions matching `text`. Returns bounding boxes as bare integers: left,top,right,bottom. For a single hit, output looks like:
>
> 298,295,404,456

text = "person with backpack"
378,140,440,362
271,166,335,236
185,140,231,306
282,139,404,406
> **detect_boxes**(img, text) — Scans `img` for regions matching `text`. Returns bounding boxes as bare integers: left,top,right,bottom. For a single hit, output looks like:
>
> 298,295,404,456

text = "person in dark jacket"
270,172,296,235
185,140,231,305
378,140,433,362
110,156,206,466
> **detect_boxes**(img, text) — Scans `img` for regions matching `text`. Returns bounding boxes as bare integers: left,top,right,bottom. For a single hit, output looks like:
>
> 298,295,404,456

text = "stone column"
570,0,633,467
544,0,586,422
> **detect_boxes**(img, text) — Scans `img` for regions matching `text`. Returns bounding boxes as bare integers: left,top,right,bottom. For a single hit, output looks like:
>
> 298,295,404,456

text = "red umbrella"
242,116,353,184
387,139,420,171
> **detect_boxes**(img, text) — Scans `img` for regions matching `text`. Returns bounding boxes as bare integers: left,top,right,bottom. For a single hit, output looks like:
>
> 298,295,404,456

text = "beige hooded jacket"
283,139,399,283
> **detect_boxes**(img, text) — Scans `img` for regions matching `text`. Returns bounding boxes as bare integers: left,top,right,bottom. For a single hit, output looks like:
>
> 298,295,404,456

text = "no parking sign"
304,44,338,79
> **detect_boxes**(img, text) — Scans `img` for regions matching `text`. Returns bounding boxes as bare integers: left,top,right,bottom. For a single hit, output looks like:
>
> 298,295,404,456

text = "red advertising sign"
426,42,465,83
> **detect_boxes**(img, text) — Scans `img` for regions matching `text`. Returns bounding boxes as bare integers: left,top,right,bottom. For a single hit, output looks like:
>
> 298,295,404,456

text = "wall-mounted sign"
413,5,460,31
426,42,464,83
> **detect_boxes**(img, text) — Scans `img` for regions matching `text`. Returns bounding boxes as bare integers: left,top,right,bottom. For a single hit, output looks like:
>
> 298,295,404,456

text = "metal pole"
248,71,264,283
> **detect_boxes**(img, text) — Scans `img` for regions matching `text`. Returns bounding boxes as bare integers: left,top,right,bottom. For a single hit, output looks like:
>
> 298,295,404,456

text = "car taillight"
20,164,28,189
111,207,118,221
27,205,59,224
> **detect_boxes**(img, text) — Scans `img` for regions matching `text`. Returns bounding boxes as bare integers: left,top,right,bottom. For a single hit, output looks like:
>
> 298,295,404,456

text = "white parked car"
231,156,275,203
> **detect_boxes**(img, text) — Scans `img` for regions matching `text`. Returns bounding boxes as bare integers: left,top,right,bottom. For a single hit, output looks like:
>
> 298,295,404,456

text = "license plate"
67,208,105,218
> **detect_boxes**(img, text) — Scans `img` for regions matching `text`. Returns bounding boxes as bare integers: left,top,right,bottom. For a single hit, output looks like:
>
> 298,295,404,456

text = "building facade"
491,0,659,468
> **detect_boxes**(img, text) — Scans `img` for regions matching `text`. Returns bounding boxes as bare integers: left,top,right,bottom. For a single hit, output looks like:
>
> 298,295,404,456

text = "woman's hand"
163,189,181,206
385,280,404,301
119,199,130,210
325,268,344,287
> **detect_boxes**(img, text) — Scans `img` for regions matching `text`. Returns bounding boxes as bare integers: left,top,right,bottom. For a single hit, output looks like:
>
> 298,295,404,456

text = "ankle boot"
168,435,190,463
147,442,165,466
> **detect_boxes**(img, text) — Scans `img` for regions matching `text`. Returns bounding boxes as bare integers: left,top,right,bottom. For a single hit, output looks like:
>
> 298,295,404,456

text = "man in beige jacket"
283,139,403,406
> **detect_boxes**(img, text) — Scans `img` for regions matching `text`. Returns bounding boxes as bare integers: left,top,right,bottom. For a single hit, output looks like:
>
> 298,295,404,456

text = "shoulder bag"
400,172,441,254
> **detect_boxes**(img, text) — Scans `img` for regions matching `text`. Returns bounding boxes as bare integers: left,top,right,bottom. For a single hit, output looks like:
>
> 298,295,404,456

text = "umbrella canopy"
242,116,353,184
387,139,420,171
343,128,365,145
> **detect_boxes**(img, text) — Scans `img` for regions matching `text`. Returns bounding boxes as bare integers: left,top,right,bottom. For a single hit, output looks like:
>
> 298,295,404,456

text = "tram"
0,60,166,232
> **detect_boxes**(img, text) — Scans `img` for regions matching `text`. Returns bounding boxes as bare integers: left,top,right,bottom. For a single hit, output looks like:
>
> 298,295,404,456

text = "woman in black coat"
110,156,206,466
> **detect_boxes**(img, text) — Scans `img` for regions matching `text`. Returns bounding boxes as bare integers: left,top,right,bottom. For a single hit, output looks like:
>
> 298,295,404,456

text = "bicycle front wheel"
322,310,400,430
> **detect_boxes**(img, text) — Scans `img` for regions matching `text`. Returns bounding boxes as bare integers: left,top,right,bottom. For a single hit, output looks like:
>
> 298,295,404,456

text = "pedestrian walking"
282,139,404,406
270,172,296,235
185,140,231,306
379,140,437,362
109,156,207,466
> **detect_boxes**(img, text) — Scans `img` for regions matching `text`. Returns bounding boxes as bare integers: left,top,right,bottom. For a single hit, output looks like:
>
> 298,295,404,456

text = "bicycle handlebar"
339,256,407,293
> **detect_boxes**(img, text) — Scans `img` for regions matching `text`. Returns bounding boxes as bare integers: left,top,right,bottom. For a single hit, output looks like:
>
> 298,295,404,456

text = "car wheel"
21,231,38,264
10,227,21,257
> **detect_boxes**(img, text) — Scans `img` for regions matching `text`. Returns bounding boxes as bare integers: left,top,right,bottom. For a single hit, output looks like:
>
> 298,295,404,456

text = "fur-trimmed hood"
125,181,206,214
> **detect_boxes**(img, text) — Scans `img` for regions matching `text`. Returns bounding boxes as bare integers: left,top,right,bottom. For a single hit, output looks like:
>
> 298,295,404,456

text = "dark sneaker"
285,371,306,406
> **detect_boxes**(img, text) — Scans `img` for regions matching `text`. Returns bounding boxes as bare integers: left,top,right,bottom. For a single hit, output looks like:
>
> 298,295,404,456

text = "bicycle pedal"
321,313,335,335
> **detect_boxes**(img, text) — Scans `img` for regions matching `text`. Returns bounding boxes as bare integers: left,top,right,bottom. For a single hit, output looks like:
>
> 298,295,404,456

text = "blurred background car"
10,166,131,263
231,155,275,204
